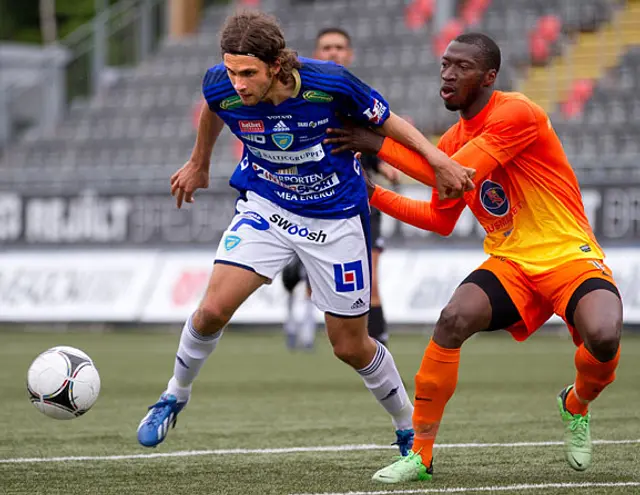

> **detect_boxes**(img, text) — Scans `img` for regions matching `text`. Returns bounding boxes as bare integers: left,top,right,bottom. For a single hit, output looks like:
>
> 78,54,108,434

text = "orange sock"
412,339,460,467
566,344,620,416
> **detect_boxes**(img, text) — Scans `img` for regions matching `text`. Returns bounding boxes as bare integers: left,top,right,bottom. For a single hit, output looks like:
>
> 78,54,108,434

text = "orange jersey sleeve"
378,131,507,189
370,186,465,237
377,138,437,187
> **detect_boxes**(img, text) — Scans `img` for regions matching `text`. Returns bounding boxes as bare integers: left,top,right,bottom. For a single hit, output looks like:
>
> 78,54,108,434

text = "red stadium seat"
416,0,434,17
561,98,582,119
572,79,594,102
405,0,434,30
537,14,562,43
461,5,481,26
441,18,465,41
560,79,593,119
432,19,465,56
461,0,491,25
405,5,426,31
529,33,550,65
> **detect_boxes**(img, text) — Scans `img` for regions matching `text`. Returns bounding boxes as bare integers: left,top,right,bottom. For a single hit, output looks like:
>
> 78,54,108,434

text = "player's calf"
327,314,414,454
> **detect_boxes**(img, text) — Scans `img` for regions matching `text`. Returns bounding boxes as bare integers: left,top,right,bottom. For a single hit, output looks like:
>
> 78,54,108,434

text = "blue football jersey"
202,57,390,219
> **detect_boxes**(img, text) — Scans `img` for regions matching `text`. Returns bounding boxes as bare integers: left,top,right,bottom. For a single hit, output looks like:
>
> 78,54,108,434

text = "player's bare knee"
332,341,360,366
434,304,476,347
332,336,372,368
193,303,231,335
583,320,621,362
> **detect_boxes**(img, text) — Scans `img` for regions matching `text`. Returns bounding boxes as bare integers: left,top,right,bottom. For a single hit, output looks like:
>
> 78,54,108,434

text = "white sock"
298,297,316,347
166,314,223,402
358,341,413,430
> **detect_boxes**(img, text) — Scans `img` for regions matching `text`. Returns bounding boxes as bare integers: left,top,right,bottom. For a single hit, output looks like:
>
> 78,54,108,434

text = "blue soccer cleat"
392,428,415,456
137,393,187,447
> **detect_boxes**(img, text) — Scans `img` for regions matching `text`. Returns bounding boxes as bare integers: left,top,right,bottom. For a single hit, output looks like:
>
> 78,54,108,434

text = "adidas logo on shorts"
351,298,366,310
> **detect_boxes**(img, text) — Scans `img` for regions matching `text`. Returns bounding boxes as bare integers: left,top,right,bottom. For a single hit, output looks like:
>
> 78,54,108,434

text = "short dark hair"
454,32,501,72
220,11,301,81
316,27,351,46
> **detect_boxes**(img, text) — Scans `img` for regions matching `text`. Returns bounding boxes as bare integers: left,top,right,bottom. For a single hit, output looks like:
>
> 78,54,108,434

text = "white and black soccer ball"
27,346,101,420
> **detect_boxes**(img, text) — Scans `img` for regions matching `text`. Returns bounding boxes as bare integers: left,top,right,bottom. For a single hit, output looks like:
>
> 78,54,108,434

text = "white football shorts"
215,191,371,317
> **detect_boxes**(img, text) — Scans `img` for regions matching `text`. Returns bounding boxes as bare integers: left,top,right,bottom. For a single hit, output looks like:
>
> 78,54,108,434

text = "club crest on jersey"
272,133,294,150
303,90,333,103
480,180,510,217
224,235,241,251
220,95,242,110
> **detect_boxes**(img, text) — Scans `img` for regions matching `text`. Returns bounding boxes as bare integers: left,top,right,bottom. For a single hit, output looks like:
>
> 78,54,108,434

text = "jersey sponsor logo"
240,156,250,170
251,162,339,195
277,166,298,175
272,120,290,132
303,90,333,103
299,133,326,143
239,120,265,133
297,118,329,128
246,143,325,164
268,214,327,243
241,134,266,144
480,180,510,217
334,261,364,292
220,95,242,110
272,133,294,150
229,211,269,232
266,115,292,120
223,234,242,250
363,98,387,124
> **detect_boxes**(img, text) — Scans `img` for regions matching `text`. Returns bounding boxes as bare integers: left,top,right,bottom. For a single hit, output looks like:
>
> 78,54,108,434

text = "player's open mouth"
440,86,456,101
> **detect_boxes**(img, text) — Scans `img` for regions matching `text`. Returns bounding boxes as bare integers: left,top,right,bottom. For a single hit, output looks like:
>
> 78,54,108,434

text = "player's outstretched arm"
324,116,475,197
369,185,464,237
379,113,475,198
170,105,225,209
326,126,440,187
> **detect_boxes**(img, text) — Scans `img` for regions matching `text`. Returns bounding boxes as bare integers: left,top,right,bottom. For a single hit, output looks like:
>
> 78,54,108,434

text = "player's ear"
270,60,282,76
483,69,497,87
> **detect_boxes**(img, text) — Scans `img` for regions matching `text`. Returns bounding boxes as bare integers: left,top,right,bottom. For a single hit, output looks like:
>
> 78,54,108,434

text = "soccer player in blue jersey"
137,11,473,453
281,27,402,351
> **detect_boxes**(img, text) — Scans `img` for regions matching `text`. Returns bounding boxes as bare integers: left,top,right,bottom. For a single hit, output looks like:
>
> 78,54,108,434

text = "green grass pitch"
1,329,639,494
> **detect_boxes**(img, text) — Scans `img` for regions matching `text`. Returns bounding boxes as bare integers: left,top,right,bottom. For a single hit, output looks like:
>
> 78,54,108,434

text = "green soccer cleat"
372,451,433,483
557,385,592,471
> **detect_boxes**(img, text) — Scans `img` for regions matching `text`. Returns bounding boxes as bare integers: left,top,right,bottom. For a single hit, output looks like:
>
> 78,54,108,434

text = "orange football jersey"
373,91,604,274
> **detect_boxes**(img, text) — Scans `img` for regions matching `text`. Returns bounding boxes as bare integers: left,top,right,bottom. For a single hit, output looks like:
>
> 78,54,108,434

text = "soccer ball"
27,346,101,420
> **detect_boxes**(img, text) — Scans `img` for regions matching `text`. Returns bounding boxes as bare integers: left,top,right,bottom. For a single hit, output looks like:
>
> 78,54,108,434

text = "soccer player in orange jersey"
325,33,622,483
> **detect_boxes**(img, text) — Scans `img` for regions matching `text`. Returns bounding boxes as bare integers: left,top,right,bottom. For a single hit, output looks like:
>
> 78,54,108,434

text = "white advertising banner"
379,249,640,325
141,252,294,324
0,249,637,324
0,251,158,321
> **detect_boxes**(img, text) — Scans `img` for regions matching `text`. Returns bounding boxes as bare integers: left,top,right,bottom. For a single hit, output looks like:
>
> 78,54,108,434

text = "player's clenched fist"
170,160,210,209
431,156,476,199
